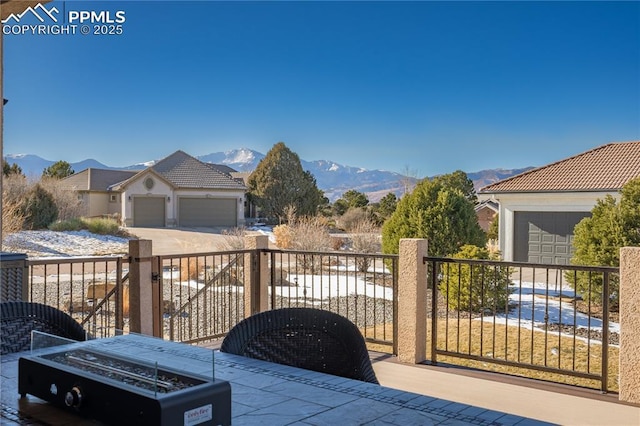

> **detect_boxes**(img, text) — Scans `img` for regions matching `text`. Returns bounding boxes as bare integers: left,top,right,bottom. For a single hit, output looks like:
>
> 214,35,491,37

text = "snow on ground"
2,230,130,257
3,229,618,342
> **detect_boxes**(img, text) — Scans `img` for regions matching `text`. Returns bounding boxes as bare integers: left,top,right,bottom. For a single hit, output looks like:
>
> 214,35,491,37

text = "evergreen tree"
432,170,478,204
377,192,398,219
248,142,323,221
341,190,369,209
42,161,74,179
569,177,640,306
2,160,23,177
21,184,58,230
381,173,485,257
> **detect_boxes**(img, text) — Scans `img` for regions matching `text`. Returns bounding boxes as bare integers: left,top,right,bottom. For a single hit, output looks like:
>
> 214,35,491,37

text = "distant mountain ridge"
4,150,533,202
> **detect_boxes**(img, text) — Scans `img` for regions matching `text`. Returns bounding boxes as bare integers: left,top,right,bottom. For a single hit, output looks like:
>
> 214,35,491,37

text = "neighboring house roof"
475,200,499,213
146,150,246,190
480,141,640,193
209,164,238,175
60,168,139,191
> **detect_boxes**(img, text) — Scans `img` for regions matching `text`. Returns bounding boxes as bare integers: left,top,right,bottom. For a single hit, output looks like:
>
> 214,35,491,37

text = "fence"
266,249,398,350
157,250,251,344
3,240,627,394
23,256,128,338
425,257,619,392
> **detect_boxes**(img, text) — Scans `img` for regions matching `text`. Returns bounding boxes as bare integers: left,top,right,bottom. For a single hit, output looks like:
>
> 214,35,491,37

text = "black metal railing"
425,257,619,392
26,256,128,338
266,249,398,351
159,250,251,344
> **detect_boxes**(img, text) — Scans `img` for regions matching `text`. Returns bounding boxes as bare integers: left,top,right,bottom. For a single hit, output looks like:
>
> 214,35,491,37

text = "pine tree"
247,142,323,221
42,161,74,179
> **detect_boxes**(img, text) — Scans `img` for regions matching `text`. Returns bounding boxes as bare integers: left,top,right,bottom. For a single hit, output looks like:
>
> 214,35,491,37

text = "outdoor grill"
18,340,231,425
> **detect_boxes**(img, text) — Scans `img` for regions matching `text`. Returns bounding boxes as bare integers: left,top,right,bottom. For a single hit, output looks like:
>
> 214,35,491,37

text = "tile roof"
61,168,139,191
151,150,246,190
480,141,640,193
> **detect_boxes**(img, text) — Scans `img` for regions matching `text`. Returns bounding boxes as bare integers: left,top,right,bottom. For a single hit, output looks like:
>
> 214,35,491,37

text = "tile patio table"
1,334,552,425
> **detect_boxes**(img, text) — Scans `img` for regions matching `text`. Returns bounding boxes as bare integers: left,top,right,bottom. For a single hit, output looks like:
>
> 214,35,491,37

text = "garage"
513,212,590,265
133,197,166,227
179,198,237,227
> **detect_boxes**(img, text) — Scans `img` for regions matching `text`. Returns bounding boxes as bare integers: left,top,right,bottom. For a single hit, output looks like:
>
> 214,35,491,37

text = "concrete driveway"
126,227,234,255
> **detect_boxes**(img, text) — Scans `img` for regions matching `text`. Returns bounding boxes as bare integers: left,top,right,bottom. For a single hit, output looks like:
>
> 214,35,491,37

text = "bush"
220,227,246,250
439,245,512,314
349,218,380,272
48,218,85,231
21,184,58,230
39,177,86,221
273,224,293,249
49,217,123,236
336,207,369,232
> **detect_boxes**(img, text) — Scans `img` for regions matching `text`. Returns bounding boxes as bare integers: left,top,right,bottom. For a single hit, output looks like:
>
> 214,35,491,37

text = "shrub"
439,245,512,314
49,218,85,231
349,218,380,272
336,207,369,232
273,224,293,249
220,227,246,250
48,217,124,236
39,177,86,221
21,184,58,230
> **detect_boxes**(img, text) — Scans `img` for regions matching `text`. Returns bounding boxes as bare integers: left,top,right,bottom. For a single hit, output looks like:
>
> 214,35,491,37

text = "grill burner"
18,339,231,425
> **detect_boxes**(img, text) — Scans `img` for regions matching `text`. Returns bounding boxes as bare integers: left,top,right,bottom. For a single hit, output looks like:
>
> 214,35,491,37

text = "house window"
144,177,155,190
109,194,117,203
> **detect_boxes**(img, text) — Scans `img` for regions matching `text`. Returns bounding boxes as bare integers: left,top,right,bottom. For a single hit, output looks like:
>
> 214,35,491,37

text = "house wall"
120,174,245,227
476,207,497,232
121,174,173,226
484,191,620,261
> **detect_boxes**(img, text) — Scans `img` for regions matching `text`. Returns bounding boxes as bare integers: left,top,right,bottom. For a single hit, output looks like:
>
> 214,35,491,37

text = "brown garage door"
133,197,166,227
179,198,237,227
514,212,590,265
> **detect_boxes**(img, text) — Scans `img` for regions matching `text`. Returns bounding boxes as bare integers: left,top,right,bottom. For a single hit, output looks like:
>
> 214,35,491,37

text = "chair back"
1,301,88,355
221,308,378,384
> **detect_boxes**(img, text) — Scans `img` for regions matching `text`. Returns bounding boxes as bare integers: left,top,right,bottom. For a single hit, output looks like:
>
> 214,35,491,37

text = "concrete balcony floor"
202,341,639,425
369,352,639,426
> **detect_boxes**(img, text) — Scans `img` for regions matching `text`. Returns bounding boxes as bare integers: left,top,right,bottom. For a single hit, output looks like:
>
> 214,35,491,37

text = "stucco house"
62,150,247,228
478,140,640,265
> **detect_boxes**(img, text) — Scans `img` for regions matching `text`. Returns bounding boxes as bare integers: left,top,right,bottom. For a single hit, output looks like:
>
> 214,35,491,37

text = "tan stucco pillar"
244,234,269,317
397,238,428,364
128,239,155,335
619,247,640,404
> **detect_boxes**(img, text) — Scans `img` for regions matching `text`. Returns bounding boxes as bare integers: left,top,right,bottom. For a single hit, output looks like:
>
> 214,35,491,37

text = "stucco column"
397,238,428,364
128,239,155,335
244,235,269,317
619,247,640,404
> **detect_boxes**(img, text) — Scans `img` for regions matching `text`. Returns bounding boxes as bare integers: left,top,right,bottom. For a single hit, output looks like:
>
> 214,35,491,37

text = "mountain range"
4,149,533,202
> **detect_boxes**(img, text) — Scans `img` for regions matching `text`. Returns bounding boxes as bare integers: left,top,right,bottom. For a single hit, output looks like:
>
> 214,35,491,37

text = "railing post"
244,235,269,317
0,252,28,302
619,247,640,404
128,239,154,336
397,238,428,364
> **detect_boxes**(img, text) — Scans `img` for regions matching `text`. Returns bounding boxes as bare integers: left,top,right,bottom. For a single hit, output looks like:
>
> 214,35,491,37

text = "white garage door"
133,197,166,227
179,198,237,227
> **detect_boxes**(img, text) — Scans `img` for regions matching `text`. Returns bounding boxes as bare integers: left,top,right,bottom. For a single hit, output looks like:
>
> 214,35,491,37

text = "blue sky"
3,1,639,177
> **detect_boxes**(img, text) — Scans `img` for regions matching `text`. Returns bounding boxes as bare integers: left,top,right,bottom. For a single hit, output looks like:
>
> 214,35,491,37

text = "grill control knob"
64,386,83,408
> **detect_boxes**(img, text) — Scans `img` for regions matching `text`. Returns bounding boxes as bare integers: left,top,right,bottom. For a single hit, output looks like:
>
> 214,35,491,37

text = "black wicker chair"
0,301,89,355
220,308,379,384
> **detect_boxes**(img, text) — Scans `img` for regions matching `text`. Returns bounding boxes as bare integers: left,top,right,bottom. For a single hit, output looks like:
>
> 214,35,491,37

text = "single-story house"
62,150,247,228
478,140,640,265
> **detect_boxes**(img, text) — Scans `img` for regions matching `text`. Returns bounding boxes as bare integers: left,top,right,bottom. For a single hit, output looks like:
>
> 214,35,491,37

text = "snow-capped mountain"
3,150,532,202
